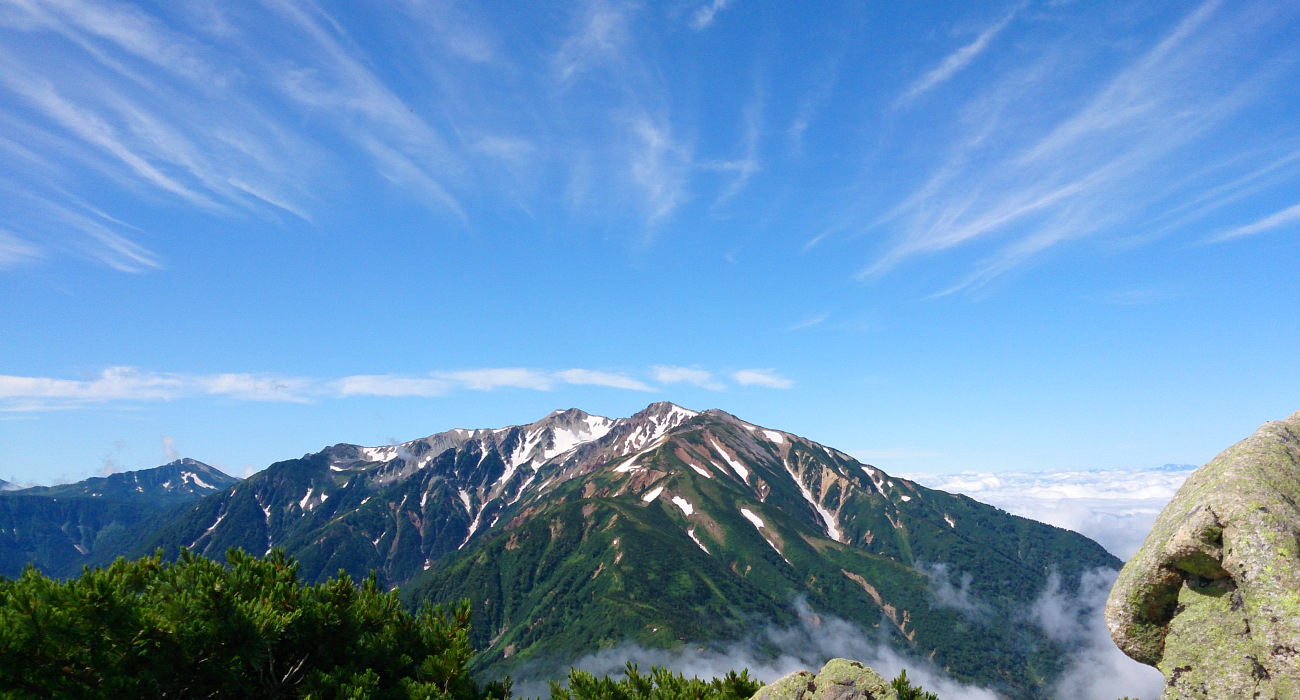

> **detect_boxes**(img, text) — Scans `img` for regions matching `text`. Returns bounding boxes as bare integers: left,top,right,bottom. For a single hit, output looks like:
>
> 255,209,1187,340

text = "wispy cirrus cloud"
783,312,829,332
0,363,796,410
689,0,735,31
865,1,1300,293
553,0,633,83
1209,201,1300,242
896,5,1019,107
0,229,39,267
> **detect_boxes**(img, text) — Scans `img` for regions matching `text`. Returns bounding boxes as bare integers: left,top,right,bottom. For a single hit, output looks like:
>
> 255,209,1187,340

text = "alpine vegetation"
0,548,505,699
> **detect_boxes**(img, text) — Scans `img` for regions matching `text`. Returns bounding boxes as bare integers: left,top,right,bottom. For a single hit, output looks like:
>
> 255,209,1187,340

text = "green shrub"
0,548,501,700
548,663,760,700
891,669,940,700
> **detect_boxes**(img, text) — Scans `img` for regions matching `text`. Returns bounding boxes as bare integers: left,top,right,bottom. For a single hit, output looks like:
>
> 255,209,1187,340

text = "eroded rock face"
750,659,897,700
1105,410,1300,699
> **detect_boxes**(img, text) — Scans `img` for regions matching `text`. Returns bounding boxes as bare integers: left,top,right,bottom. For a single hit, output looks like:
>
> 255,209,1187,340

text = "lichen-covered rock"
1105,410,1300,699
751,660,897,700
751,670,817,700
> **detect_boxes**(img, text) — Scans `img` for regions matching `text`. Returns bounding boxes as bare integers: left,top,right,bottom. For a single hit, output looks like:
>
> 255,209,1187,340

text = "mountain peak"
8,458,238,505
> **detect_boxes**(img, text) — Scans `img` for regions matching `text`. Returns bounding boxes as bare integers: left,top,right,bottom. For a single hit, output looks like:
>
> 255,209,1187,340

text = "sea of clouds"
525,465,1196,699
904,465,1197,560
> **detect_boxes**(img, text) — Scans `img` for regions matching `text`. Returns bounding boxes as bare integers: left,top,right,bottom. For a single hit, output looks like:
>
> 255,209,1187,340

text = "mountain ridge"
0,458,237,577
15,403,1118,699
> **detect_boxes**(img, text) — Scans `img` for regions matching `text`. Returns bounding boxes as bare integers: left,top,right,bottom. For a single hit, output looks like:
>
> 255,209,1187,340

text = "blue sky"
1,0,1298,484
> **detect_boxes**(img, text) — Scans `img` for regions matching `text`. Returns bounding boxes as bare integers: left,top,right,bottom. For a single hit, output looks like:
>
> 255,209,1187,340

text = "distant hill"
0,458,237,577
107,403,1117,699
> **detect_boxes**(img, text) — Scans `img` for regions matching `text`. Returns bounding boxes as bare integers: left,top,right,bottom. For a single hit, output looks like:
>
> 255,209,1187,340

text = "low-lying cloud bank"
519,579,1165,700
515,598,1000,700
905,465,1197,559
1031,569,1165,700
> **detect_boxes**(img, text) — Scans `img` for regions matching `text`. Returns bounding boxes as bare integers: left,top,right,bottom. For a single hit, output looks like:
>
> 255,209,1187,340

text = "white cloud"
707,94,762,207
0,363,784,409
868,1,1292,293
1030,570,1166,700
897,7,1018,106
0,229,40,267
906,466,1196,559
651,366,724,391
517,597,999,700
627,115,691,222
553,0,633,82
556,369,653,391
689,0,735,32
1210,200,1300,241
332,375,451,398
161,435,177,461
918,562,989,618
783,313,828,332
435,368,554,392
731,369,794,389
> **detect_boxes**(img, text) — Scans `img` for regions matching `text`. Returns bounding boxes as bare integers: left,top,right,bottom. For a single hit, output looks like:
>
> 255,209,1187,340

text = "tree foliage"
890,669,940,700
0,548,504,700
548,663,760,700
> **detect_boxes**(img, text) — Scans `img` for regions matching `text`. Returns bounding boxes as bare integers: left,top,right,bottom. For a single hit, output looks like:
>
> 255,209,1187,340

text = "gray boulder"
1105,410,1300,699
751,659,897,700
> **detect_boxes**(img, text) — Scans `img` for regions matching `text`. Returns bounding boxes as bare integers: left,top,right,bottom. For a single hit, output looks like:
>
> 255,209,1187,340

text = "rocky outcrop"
1105,410,1300,699
750,659,897,700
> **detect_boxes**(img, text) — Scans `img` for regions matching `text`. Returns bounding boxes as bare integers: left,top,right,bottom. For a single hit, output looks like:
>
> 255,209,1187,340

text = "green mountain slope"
0,459,238,578
399,408,1116,699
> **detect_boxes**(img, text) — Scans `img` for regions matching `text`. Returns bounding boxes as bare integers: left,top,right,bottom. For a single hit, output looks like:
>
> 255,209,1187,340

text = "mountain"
111,403,1118,699
14,458,238,507
0,459,237,578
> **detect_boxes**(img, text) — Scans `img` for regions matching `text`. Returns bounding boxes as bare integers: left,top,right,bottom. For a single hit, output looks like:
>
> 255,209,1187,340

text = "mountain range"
5,403,1119,699
0,458,237,578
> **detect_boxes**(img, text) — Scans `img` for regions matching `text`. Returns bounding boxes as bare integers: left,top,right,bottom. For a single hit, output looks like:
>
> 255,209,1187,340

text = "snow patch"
361,446,398,462
709,440,750,481
944,515,956,528
183,471,214,490
259,500,273,554
740,507,765,529
782,458,841,542
642,486,665,503
671,496,695,516
203,511,226,536
689,463,713,479
299,487,314,510
457,489,472,514
541,415,614,459
762,430,785,444
614,437,666,473
900,495,912,502
687,527,709,554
